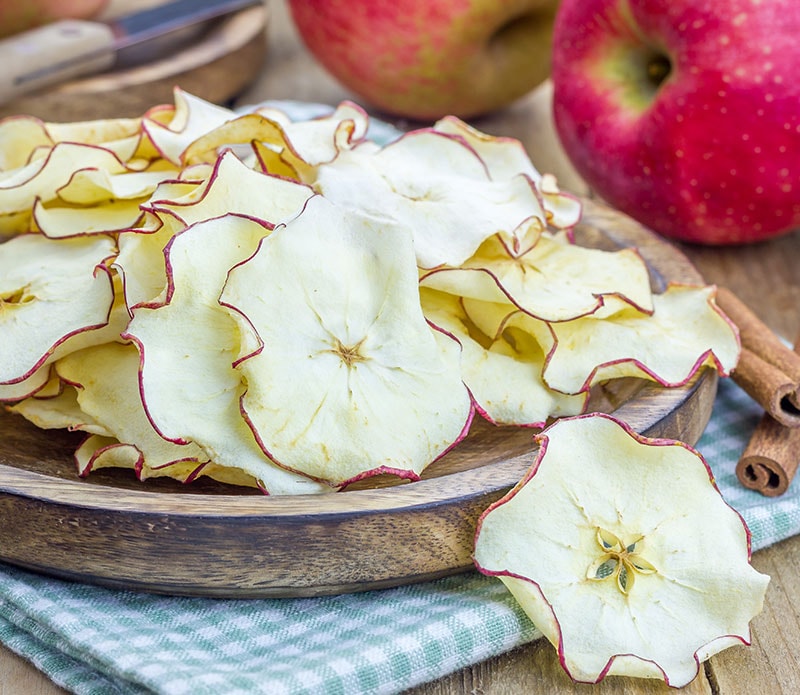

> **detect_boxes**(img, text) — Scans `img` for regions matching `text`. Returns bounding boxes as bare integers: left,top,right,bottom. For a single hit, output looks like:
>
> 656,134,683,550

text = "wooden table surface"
4,1,800,693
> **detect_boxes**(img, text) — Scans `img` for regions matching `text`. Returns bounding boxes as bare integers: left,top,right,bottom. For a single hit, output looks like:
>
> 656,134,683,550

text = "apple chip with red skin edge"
314,129,547,269
123,213,329,496
55,342,211,474
420,288,586,427
180,113,286,168
0,117,54,170
432,115,582,231
74,434,265,488
184,101,369,177
33,199,147,238
0,142,129,218
0,363,52,401
114,215,186,310
0,233,116,386
220,195,473,487
253,100,370,173
57,166,178,206
31,163,179,238
531,284,740,395
74,435,141,478
474,413,769,687
116,151,314,313
142,88,237,166
420,232,653,322
9,383,111,436
0,114,146,171
148,150,314,228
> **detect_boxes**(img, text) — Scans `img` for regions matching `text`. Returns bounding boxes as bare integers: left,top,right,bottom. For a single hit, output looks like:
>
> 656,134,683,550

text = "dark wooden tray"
0,199,718,597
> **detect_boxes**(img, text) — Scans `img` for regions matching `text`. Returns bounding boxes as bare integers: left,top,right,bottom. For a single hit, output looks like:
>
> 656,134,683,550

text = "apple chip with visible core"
221,195,473,486
474,413,769,687
0,233,116,385
124,214,329,495
314,130,546,268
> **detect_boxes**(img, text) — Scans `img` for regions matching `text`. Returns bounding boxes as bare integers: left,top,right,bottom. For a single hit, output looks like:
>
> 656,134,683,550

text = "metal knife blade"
0,0,264,105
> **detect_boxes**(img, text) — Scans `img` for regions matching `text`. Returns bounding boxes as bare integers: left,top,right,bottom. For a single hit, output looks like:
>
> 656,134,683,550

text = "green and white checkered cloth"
1,378,799,695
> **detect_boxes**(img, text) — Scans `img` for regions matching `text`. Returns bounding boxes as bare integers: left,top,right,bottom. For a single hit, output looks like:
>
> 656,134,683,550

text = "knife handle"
0,20,116,105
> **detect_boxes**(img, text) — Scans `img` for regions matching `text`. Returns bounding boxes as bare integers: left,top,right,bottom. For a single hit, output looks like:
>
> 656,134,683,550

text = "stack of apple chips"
0,89,739,493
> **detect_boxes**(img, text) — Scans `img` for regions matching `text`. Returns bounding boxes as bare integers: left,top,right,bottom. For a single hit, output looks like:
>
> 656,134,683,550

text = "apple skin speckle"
551,0,800,245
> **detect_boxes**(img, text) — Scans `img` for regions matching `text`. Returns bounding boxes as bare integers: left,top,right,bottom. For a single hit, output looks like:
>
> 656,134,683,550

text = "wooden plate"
0,3,269,122
0,199,717,598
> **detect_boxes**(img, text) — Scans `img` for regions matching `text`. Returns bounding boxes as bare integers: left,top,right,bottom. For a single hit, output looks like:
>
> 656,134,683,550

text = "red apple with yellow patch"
287,0,560,119
551,0,800,244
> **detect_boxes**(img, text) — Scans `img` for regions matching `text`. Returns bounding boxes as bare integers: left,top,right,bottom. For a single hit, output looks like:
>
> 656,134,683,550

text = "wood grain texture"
0,199,717,598
0,2,269,121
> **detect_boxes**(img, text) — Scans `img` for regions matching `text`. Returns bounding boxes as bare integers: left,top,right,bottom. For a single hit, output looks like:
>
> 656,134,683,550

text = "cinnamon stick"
734,333,800,497
716,286,800,427
736,414,800,496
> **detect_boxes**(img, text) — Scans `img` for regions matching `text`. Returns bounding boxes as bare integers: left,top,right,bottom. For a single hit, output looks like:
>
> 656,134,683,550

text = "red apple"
551,0,800,245
0,0,109,37
287,0,560,120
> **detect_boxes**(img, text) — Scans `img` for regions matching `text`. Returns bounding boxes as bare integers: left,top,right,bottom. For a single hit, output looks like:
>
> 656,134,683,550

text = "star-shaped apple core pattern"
587,528,657,595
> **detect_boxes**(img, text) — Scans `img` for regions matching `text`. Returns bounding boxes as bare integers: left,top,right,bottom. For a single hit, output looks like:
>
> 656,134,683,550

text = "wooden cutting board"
0,3,269,122
0,199,718,598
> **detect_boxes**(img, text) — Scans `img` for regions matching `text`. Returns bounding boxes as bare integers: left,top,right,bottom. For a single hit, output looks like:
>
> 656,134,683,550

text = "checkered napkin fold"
0,377,796,695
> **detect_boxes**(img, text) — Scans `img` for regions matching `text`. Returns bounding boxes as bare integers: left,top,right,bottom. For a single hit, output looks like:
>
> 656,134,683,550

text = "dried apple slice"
221,195,473,486
432,115,581,230
0,116,53,170
535,284,740,394
73,433,209,484
149,150,314,228
33,199,146,238
474,413,769,686
0,142,128,216
179,112,281,165
181,102,370,173
420,288,586,426
114,215,186,309
75,435,141,478
255,100,370,173
57,166,177,206
124,213,329,495
9,383,110,436
46,117,140,141
314,130,546,269
0,363,52,401
55,342,210,472
143,88,237,165
0,233,116,385
74,433,265,487
421,233,653,322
